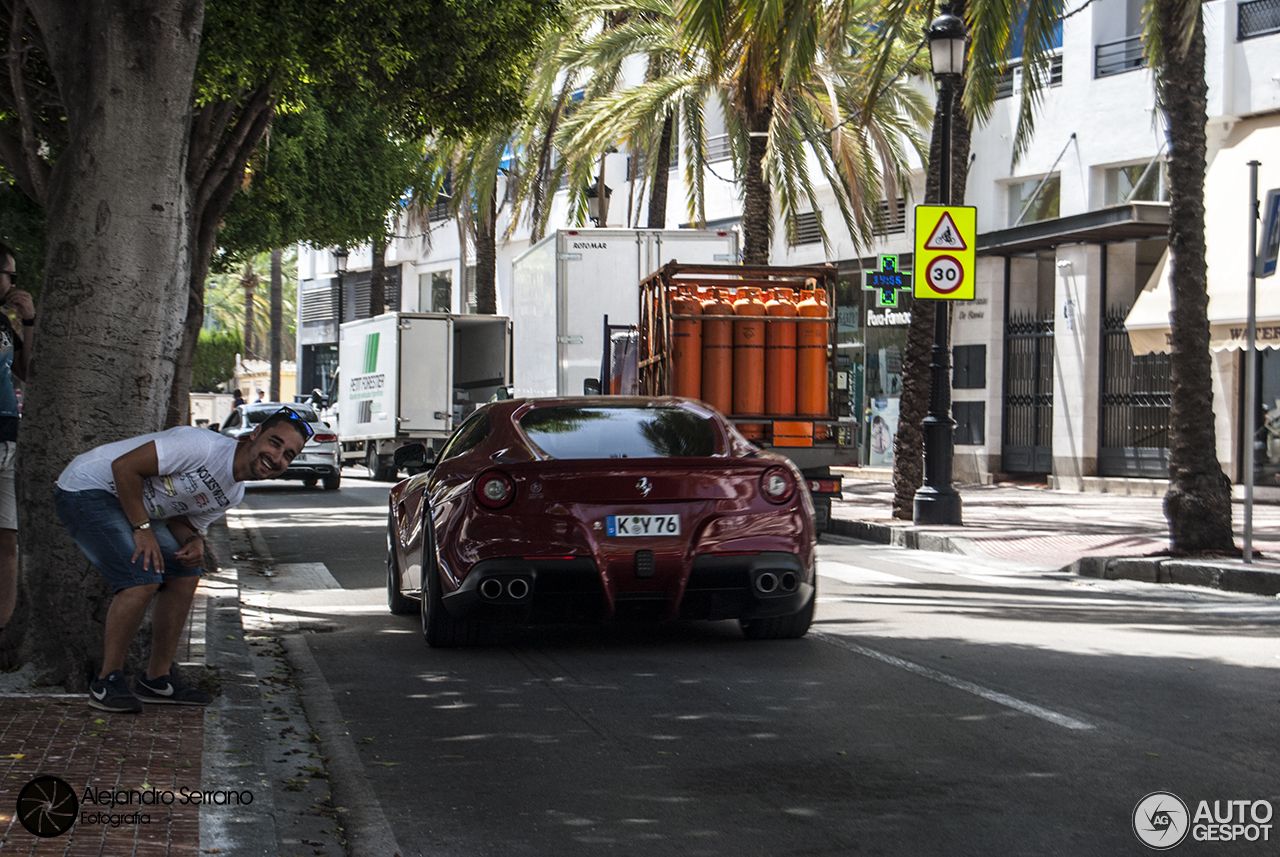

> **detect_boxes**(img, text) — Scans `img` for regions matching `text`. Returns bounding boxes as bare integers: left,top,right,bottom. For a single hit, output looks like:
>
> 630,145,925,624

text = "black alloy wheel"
420,524,480,648
387,516,416,615
740,578,816,640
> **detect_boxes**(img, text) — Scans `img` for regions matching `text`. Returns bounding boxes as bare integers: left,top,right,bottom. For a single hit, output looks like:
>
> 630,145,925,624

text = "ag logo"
17,775,79,837
1134,791,1190,849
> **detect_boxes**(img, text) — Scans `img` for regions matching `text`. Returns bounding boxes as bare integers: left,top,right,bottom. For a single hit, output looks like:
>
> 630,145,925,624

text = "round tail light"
760,466,794,504
475,471,515,509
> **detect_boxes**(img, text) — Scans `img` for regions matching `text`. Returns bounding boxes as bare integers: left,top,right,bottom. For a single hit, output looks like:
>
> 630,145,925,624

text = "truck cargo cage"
636,262,850,448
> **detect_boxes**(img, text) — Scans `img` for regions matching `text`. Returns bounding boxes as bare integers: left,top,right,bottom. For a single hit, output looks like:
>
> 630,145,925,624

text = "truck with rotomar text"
623,262,854,530
335,312,511,480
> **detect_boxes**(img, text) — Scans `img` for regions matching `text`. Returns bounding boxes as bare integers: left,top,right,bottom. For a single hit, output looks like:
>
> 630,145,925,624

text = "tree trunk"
270,247,282,401
13,0,204,686
740,103,774,265
369,238,386,317
1159,0,1234,553
892,74,972,519
476,184,498,314
646,112,673,229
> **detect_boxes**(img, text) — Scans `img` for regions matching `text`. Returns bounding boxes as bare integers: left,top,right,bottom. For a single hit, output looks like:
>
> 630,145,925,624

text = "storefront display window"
836,264,913,466
1250,348,1280,486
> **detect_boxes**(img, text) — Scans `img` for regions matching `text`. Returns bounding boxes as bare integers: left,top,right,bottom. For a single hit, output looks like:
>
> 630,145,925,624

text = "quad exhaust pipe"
754,571,799,595
479,576,532,601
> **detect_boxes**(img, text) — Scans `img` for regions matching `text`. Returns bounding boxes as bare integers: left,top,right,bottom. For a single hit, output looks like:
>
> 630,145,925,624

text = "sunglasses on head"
273,406,315,439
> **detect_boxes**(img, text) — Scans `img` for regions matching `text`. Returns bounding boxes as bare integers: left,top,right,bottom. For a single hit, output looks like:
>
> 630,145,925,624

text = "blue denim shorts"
54,487,201,592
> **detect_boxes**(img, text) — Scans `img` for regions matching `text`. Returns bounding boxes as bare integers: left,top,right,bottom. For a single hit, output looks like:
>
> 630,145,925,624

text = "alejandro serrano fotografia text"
82,786,254,813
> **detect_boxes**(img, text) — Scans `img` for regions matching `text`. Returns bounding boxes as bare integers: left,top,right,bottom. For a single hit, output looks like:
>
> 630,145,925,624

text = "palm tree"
558,0,931,262
963,0,1232,552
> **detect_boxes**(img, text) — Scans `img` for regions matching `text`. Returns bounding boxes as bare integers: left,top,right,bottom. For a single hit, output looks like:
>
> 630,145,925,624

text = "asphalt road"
237,471,1280,856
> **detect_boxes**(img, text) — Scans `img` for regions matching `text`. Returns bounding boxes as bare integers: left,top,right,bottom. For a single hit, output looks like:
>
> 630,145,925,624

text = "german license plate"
606,514,680,537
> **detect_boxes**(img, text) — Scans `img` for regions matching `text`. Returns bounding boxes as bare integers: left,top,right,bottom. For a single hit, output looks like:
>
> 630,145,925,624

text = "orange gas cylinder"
670,286,703,398
700,288,735,414
765,287,797,416
733,287,767,439
796,287,829,417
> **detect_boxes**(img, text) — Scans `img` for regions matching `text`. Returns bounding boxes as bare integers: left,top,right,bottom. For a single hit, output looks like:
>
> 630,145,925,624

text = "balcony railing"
705,133,733,163
1239,0,1280,39
1095,35,1146,78
995,53,1064,99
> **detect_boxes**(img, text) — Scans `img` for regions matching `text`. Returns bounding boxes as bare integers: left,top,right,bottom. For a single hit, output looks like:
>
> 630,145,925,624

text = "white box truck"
337,312,511,479
510,228,739,397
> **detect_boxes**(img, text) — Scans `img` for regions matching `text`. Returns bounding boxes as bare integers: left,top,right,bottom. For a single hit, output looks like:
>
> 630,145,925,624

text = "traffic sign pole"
1245,160,1261,562
914,73,963,527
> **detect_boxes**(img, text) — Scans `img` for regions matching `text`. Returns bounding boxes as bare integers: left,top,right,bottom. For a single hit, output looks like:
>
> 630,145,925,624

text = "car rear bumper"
441,551,812,624
282,463,340,478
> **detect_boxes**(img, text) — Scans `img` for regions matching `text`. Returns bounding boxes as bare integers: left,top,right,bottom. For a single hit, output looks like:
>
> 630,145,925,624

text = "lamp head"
927,5,967,77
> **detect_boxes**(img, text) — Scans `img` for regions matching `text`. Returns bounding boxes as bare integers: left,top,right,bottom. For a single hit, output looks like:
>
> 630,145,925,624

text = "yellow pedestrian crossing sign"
914,205,976,300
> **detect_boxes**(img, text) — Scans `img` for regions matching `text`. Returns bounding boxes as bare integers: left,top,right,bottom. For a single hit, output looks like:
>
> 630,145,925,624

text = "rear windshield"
518,406,719,459
246,405,319,423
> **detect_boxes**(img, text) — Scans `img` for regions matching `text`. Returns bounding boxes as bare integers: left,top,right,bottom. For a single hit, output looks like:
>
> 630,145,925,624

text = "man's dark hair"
0,242,13,261
258,410,312,442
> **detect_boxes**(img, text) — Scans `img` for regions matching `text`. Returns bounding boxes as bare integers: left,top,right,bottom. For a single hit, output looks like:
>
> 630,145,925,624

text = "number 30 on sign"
913,205,976,300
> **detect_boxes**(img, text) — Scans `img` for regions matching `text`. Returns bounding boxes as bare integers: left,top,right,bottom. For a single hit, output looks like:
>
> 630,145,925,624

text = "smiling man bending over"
54,408,310,713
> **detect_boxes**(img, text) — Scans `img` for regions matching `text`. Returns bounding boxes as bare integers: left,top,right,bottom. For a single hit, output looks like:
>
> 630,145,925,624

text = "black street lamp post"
333,247,349,326
914,5,966,526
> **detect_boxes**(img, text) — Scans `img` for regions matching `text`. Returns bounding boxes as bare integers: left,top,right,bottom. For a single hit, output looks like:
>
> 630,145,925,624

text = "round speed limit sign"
924,255,964,294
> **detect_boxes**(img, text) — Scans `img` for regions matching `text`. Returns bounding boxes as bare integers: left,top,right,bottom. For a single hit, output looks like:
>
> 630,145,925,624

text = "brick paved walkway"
0,697,203,855
0,697,204,856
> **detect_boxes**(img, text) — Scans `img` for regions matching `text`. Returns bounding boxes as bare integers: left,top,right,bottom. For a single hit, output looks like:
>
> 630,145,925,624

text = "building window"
425,196,451,223
953,344,987,389
953,401,986,445
419,270,452,313
1008,175,1060,226
873,199,907,236
1094,35,1146,77
792,211,822,246
1239,0,1280,39
1105,162,1168,206
463,265,478,314
995,53,1063,100
705,133,732,163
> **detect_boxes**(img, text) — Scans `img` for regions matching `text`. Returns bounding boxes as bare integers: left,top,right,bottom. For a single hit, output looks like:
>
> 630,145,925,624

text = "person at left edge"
0,242,34,639
53,410,309,713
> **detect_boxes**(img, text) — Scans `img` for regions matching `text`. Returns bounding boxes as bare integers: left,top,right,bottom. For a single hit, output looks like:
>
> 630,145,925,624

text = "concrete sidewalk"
830,471,1280,595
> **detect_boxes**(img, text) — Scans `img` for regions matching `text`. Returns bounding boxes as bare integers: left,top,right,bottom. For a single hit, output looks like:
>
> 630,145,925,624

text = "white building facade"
296,0,1280,490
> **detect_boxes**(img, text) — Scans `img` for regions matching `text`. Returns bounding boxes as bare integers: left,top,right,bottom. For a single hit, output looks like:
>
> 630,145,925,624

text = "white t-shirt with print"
56,426,244,532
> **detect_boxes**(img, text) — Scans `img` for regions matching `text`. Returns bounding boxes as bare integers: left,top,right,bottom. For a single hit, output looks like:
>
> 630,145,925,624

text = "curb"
829,516,1280,596
1070,555,1280,596
200,518,279,857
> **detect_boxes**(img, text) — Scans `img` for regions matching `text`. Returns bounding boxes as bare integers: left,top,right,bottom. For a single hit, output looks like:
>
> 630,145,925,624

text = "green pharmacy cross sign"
862,255,910,307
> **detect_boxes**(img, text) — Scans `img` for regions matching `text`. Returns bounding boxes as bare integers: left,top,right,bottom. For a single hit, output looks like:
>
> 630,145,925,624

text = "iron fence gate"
1099,308,1171,477
1002,311,1054,473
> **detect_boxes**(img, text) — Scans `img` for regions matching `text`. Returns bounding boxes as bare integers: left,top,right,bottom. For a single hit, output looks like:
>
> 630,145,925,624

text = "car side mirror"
583,378,602,395
393,442,431,471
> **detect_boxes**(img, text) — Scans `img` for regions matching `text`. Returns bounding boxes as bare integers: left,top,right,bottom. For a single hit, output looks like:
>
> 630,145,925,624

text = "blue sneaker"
88,670,143,713
135,669,214,706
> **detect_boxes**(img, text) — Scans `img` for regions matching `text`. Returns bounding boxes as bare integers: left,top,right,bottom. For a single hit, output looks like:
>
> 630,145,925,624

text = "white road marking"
812,631,1095,732
818,561,917,587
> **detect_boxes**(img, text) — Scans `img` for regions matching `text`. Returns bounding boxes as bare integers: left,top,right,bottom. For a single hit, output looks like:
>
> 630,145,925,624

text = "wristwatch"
131,521,152,532
21,317,33,327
